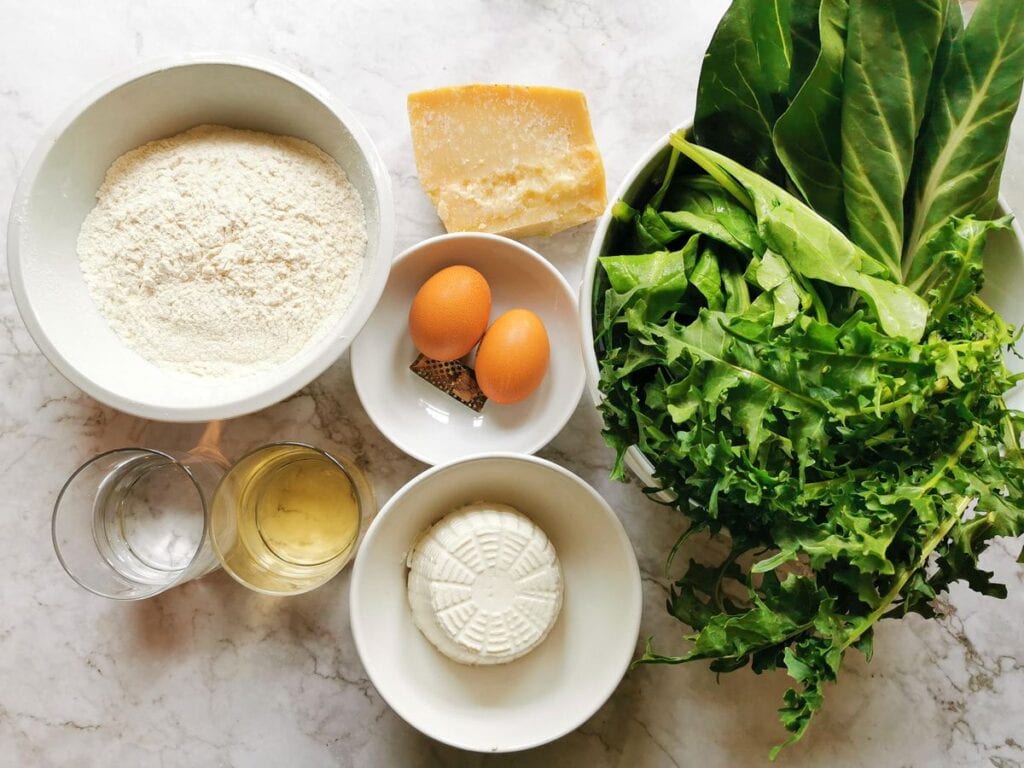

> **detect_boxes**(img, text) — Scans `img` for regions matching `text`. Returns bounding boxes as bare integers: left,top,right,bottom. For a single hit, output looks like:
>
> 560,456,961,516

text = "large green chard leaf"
672,134,929,341
904,0,1024,271
693,0,794,181
788,0,824,98
923,0,965,115
840,0,946,276
773,0,849,226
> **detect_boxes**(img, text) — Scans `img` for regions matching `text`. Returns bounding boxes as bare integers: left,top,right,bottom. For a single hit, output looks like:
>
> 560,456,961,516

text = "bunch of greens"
595,0,1024,756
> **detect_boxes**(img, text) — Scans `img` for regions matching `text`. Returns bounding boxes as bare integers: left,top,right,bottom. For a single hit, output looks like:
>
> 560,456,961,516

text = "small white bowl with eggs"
351,233,586,465
349,452,642,753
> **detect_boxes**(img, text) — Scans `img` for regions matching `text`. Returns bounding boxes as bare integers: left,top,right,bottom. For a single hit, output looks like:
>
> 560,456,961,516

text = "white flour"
77,124,367,378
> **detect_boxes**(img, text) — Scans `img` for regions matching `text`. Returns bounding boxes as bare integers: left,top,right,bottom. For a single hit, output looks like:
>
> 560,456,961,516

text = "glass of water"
53,448,227,600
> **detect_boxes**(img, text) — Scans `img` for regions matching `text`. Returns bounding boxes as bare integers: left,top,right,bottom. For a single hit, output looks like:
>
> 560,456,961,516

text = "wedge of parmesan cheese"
406,502,563,665
407,85,607,238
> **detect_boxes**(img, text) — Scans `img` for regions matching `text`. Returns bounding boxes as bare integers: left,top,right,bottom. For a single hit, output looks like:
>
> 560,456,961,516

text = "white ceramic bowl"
578,127,1024,490
351,233,585,465
7,55,395,421
349,453,642,753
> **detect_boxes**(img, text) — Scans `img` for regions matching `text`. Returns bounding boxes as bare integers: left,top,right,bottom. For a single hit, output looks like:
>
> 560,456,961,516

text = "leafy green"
773,0,849,226
909,215,1012,322
661,177,764,253
690,247,726,311
840,0,946,275
904,0,1024,271
788,0,824,98
599,241,693,325
693,0,794,181
595,1,1024,754
672,136,929,341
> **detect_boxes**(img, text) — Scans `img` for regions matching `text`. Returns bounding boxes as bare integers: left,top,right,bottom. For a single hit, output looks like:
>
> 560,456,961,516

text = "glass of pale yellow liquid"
210,442,369,596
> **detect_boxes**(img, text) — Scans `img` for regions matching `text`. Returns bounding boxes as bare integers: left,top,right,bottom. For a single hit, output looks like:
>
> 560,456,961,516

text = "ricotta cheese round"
406,502,563,665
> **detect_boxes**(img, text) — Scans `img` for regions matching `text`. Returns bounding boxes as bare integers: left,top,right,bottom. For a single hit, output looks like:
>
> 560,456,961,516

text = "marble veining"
0,1,1022,766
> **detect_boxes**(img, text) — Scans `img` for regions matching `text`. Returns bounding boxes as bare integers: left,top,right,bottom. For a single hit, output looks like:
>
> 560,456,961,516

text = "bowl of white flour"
7,56,394,421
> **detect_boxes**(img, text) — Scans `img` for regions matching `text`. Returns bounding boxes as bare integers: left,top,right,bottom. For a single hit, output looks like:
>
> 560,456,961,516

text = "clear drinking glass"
53,448,227,600
210,442,370,596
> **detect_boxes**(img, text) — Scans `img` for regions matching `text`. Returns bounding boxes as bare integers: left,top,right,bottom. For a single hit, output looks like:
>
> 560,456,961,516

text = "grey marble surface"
1,1,1022,766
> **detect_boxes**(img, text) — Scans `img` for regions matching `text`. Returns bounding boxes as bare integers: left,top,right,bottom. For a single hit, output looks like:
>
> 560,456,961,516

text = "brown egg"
409,266,491,361
475,309,550,405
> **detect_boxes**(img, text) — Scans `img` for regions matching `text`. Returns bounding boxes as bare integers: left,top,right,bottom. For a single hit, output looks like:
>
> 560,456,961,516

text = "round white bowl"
349,453,642,753
351,233,585,465
578,127,1024,490
7,55,395,422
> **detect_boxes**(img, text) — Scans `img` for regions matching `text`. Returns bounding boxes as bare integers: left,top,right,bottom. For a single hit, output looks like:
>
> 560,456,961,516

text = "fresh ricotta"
406,502,563,665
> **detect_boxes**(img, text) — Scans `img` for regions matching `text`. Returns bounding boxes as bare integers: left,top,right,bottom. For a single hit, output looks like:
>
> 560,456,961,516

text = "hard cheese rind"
406,502,563,665
408,85,607,237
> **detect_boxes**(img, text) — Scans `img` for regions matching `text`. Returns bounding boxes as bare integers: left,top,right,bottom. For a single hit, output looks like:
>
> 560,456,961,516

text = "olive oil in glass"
211,443,366,595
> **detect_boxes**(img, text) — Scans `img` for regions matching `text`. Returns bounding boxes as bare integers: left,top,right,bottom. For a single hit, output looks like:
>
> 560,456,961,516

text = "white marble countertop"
2,1,1022,766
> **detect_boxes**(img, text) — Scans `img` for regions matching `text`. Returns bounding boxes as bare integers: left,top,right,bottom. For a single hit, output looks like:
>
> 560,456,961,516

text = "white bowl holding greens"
577,0,1024,754
578,126,1024,490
